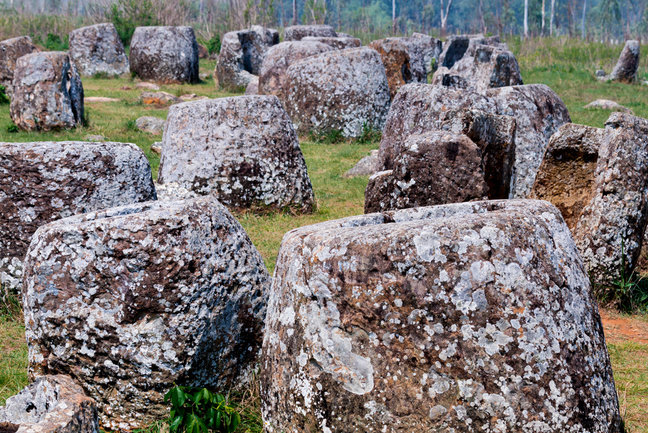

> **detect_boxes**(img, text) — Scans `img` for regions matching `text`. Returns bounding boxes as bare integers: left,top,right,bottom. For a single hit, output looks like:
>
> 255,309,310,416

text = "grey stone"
158,96,315,212
486,84,571,198
245,76,259,95
575,113,648,287
258,41,334,98
135,115,165,134
433,37,522,92
343,150,380,178
284,25,337,41
215,26,279,91
585,99,632,113
10,51,84,131
261,199,621,433
609,40,640,83
284,47,391,138
403,32,443,80
23,196,271,431
0,36,38,97
69,23,129,77
302,36,362,50
0,375,98,433
129,26,199,84
0,141,156,294
154,182,198,201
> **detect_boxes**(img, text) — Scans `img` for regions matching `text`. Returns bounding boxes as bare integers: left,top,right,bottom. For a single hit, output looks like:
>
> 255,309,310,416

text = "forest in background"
0,0,646,47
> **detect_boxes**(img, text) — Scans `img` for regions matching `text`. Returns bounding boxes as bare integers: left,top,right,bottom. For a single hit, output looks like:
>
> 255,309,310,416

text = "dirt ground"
600,308,648,345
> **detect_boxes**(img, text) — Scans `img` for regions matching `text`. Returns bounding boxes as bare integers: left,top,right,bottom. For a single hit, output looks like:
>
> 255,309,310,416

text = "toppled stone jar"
23,196,271,430
261,199,622,433
0,375,98,433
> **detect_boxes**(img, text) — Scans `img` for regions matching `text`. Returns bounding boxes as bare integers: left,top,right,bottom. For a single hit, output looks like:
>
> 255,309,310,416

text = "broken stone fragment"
0,375,98,433
284,25,337,41
215,26,278,91
261,199,621,433
23,196,271,431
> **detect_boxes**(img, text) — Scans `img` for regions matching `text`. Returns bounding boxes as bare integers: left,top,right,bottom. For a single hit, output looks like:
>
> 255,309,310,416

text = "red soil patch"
599,308,648,345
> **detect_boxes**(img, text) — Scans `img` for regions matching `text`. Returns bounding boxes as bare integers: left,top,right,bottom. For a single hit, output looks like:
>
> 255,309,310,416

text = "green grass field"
1,37,648,432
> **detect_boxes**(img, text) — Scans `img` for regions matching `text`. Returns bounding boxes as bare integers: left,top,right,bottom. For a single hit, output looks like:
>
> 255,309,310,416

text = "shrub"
44,33,68,51
6,124,18,133
0,85,9,104
165,386,241,433
206,35,221,56
356,122,381,144
108,0,157,47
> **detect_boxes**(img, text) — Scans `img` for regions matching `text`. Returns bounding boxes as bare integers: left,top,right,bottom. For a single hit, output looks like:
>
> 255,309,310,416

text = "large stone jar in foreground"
10,51,84,131
261,199,621,433
23,196,271,430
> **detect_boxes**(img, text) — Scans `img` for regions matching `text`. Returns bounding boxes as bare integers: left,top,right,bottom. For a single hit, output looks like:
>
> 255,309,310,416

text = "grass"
1,38,648,432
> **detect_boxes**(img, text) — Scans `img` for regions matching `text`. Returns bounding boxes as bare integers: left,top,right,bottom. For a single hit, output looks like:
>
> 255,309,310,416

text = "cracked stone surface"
0,141,156,294
366,111,516,212
532,115,648,288
10,51,84,131
258,41,334,99
402,33,442,81
302,36,361,50
158,96,315,213
261,199,621,433
0,375,98,433
129,26,199,84
215,26,278,91
284,25,337,41
23,196,271,431
69,23,129,77
377,83,570,200
368,38,413,99
284,47,391,138
0,36,38,97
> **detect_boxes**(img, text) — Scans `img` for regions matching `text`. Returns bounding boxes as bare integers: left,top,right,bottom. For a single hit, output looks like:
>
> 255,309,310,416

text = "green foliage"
308,129,345,144
356,122,381,144
108,0,157,47
0,85,9,105
43,32,68,51
6,124,18,133
125,119,138,131
595,240,648,313
0,288,21,322
206,35,221,55
165,386,241,433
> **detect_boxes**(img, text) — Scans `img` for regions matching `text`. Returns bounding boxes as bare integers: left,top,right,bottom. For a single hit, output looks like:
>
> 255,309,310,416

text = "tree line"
2,0,645,42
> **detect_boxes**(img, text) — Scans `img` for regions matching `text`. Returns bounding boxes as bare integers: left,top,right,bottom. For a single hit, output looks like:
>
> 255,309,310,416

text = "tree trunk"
542,0,546,35
524,0,529,37
550,0,556,36
581,0,587,38
392,0,397,34
440,0,453,36
479,0,487,33
292,0,297,25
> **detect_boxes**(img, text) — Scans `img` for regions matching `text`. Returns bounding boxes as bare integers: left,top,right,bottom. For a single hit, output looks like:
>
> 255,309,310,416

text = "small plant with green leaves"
356,122,381,144
6,124,18,133
596,239,648,313
0,85,9,105
206,35,221,56
165,386,241,433
125,119,138,131
308,129,345,144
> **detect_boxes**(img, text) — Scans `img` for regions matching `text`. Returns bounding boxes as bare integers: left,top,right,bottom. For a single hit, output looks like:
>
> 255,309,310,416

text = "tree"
581,0,587,38
542,0,546,34
439,0,453,35
524,0,529,36
392,0,396,33
550,0,556,35
292,0,297,24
